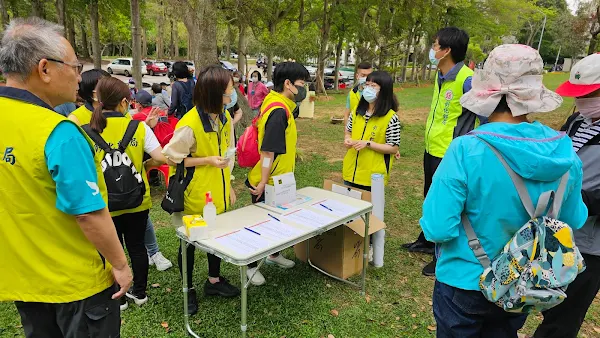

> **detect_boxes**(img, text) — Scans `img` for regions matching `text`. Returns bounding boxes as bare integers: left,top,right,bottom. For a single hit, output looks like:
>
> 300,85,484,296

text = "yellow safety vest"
343,109,397,186
348,86,362,113
248,91,298,186
89,112,151,217
176,107,232,215
0,93,113,303
70,103,132,126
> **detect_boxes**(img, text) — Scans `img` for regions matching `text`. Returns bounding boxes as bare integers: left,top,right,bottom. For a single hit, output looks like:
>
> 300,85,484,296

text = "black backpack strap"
118,120,141,152
81,124,112,153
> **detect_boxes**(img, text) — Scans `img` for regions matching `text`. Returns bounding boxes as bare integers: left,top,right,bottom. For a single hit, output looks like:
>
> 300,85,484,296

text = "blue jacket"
420,121,588,291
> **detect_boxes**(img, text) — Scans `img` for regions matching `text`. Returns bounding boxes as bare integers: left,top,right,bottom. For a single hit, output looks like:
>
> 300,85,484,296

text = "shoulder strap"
260,102,290,119
81,124,112,153
475,136,535,218
462,214,491,269
118,120,141,152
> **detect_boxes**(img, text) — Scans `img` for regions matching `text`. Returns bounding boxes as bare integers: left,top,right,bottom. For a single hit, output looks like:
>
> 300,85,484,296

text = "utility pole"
537,10,547,52
554,46,562,71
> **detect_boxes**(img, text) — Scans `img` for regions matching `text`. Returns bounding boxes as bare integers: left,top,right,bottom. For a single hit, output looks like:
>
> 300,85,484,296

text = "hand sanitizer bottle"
203,191,217,228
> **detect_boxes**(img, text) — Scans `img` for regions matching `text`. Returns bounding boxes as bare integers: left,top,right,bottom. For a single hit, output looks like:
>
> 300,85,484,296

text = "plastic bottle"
203,191,217,228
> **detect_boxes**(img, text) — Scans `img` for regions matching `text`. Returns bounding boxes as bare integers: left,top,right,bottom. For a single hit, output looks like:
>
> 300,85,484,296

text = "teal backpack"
463,138,586,313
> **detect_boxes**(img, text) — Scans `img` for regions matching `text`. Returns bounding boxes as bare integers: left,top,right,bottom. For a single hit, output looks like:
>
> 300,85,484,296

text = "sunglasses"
46,58,84,74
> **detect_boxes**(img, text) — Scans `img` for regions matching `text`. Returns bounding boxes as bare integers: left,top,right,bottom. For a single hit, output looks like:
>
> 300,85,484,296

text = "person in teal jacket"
420,44,588,337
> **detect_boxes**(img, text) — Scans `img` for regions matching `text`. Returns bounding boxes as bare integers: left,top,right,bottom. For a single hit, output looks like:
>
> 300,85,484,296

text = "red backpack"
153,114,178,147
237,102,290,168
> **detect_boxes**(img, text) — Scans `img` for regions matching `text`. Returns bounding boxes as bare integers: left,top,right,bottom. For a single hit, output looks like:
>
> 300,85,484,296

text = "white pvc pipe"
371,173,385,267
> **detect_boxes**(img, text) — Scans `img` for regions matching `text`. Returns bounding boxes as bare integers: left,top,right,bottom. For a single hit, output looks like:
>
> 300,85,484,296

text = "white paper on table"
283,209,334,229
248,219,304,242
214,229,272,256
311,199,360,218
331,184,363,200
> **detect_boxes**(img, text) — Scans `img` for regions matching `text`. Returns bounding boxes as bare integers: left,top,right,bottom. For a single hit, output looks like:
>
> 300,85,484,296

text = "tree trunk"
174,20,179,57
299,0,305,31
238,22,247,75
187,30,193,60
420,46,428,82
334,35,343,91
67,14,76,55
344,44,350,66
315,0,332,95
411,35,420,82
401,28,414,82
157,5,165,59
266,23,275,81
80,21,90,58
90,0,101,69
56,0,66,30
226,23,231,61
130,0,143,89
589,37,598,55
234,86,253,135
195,0,219,70
0,0,9,29
31,0,45,19
141,28,147,59
169,19,175,58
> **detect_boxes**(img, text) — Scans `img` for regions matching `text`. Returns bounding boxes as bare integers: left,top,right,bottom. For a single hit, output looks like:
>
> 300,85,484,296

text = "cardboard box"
265,172,296,207
294,180,386,279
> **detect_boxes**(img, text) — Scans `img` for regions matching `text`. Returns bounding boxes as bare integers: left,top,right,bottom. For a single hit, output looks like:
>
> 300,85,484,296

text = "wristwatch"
366,141,371,148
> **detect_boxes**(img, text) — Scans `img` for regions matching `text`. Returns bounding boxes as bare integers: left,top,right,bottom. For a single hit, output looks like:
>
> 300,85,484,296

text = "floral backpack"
463,138,586,313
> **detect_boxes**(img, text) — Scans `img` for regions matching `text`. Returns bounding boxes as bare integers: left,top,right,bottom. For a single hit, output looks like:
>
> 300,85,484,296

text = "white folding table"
175,187,372,337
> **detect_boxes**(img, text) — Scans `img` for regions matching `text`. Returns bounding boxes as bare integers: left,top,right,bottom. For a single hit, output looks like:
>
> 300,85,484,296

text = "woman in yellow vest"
343,71,400,191
88,77,166,311
68,69,110,125
163,65,240,315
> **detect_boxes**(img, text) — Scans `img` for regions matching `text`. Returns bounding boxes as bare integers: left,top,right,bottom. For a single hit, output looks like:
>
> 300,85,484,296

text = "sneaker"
422,260,436,277
187,288,198,316
403,240,435,255
151,252,173,271
204,277,240,297
125,290,148,306
246,267,266,286
148,255,154,266
120,297,128,311
266,254,295,269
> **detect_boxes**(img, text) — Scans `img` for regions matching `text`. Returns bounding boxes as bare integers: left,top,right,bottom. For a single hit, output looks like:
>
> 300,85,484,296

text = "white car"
107,58,147,77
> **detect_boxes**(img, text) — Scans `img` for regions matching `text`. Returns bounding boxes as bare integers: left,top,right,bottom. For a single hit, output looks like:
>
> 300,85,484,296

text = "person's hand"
250,182,266,198
353,140,369,151
208,156,229,169
111,264,133,299
145,107,161,128
394,151,401,160
344,138,355,149
230,187,237,205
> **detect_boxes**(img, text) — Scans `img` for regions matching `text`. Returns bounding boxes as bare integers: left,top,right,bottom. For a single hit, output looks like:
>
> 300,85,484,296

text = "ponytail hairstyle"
78,69,110,106
90,77,131,133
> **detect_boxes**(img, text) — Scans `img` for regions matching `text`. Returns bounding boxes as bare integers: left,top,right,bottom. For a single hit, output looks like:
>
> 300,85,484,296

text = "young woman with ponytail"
87,77,166,311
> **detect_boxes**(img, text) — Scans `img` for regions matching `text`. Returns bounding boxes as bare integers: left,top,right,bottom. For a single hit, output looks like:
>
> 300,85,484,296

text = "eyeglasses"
46,58,84,74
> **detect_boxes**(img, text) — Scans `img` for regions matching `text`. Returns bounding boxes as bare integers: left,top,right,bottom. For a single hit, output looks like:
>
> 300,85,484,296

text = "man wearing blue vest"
403,27,482,277
0,17,132,337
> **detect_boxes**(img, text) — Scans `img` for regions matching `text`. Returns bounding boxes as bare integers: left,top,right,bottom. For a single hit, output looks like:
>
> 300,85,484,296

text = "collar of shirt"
0,86,55,111
198,107,228,133
269,90,297,111
438,61,465,83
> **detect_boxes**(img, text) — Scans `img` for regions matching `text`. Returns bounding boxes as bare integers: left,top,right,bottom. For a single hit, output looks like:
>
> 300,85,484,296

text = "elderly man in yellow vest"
402,27,484,277
0,18,132,337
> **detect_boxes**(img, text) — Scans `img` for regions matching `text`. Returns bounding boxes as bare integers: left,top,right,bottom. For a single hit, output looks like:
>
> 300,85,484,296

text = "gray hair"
0,17,68,81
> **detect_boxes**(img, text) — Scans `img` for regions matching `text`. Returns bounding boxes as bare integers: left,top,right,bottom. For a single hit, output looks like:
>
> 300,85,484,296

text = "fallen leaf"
330,309,339,317
411,314,416,318
326,284,331,288
120,320,125,326
194,319,201,325
15,324,23,328
428,301,433,306
151,283,160,288
161,322,169,328
365,295,371,303
593,327,600,333
328,335,335,338
427,325,437,331
301,320,310,324
166,288,172,293
395,316,400,321
412,325,418,330
367,318,375,322
380,322,386,326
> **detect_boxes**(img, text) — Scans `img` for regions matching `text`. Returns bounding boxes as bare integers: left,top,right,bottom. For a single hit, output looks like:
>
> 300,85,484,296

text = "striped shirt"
572,119,600,152
346,112,401,146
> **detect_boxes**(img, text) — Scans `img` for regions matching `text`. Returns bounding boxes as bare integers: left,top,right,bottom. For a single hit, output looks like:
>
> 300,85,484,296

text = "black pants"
178,244,222,287
113,210,149,297
15,284,120,338
246,180,279,268
416,152,444,245
534,253,600,338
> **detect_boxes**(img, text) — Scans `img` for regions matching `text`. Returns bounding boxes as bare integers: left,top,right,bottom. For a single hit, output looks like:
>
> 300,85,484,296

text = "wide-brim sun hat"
460,44,563,117
555,53,600,97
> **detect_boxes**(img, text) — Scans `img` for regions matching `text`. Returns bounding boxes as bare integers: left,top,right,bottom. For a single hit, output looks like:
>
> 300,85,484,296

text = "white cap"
556,53,600,97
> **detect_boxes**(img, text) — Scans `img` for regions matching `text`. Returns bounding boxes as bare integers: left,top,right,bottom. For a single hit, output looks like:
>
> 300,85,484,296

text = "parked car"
107,58,147,77
184,61,195,75
305,65,317,79
230,52,238,59
144,60,168,76
220,60,237,72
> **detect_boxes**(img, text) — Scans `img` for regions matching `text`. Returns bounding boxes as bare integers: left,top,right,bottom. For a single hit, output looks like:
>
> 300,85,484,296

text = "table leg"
182,239,200,338
361,212,370,296
240,265,248,338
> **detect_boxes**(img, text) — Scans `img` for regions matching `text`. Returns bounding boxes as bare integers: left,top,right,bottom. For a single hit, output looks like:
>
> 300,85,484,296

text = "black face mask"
294,85,307,103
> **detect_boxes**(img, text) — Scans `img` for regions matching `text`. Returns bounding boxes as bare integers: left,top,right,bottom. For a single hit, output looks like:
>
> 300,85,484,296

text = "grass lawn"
2,72,598,338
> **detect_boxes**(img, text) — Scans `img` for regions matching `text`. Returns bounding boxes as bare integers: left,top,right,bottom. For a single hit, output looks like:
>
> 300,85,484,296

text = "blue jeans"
144,217,159,257
433,281,527,338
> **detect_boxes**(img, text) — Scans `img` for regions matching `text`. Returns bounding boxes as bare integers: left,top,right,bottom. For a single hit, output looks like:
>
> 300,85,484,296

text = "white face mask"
576,97,600,119
252,77,258,83
233,77,240,83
